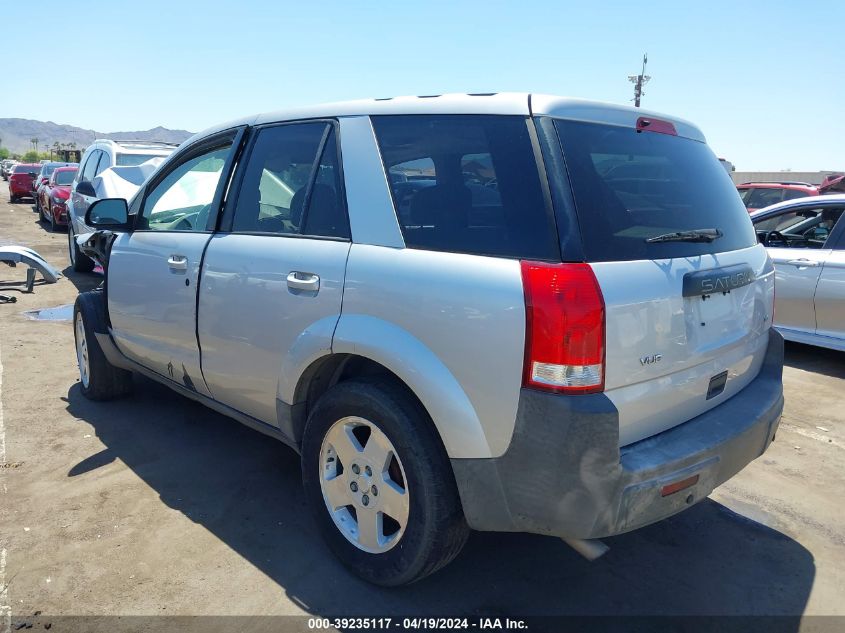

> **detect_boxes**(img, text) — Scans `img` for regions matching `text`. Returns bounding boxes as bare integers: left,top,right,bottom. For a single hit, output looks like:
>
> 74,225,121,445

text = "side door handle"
167,254,188,271
786,259,820,268
287,271,320,292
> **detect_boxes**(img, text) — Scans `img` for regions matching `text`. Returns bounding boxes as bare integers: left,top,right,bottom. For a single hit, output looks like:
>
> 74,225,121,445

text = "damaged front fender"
78,231,119,271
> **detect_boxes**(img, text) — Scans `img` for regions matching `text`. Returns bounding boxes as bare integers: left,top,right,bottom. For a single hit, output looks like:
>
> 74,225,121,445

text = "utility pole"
628,53,650,107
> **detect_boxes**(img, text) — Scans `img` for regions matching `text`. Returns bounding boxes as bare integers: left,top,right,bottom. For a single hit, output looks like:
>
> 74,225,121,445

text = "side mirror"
85,198,131,229
76,180,96,197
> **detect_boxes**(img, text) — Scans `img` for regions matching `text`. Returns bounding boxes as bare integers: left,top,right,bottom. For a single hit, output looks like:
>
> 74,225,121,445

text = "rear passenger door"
197,121,351,427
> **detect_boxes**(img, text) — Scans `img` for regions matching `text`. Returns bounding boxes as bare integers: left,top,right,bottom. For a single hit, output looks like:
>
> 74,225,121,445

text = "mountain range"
0,118,193,155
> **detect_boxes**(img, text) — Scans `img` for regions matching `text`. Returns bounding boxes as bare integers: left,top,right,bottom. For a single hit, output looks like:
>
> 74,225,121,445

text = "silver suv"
73,93,784,586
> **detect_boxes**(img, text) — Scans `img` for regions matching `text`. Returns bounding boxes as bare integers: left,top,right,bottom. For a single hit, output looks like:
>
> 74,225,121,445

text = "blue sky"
3,0,843,170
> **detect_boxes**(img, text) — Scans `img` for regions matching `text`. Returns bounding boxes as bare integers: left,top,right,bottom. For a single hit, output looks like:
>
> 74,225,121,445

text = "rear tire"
74,291,133,401
69,226,95,273
10,194,17,203
301,379,469,586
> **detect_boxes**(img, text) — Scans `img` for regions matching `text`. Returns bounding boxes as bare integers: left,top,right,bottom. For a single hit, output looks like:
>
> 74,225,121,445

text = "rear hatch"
547,115,775,446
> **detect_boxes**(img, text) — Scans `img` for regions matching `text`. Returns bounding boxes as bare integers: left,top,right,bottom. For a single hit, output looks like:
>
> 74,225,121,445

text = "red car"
38,166,78,230
8,163,41,202
736,181,820,212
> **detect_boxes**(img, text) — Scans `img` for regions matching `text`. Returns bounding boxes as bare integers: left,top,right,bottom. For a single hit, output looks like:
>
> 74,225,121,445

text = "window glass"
232,123,348,238
54,169,77,185
116,153,159,167
94,151,111,176
81,151,100,182
138,145,231,232
783,189,812,201
555,119,757,262
373,115,557,260
745,187,785,209
307,128,349,238
753,206,844,249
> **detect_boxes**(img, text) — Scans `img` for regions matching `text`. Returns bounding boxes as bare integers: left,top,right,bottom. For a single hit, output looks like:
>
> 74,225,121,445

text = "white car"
751,194,845,351
67,139,179,272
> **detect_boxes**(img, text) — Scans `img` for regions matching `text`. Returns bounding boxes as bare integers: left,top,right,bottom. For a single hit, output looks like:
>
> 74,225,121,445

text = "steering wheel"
766,230,787,247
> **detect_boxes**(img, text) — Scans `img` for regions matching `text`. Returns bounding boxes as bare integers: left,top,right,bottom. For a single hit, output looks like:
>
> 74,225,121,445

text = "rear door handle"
786,259,820,268
287,271,320,292
167,254,188,271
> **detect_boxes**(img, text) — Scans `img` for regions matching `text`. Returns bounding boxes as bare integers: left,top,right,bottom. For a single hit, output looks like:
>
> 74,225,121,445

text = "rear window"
372,115,559,260
555,120,757,262
115,153,159,166
13,165,37,174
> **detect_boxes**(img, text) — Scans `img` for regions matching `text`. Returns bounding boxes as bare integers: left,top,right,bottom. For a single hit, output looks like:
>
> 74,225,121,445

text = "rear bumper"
451,329,784,539
9,184,33,197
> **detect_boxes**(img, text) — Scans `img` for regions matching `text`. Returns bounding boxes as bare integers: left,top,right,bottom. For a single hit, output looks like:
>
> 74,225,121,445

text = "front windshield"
54,169,77,185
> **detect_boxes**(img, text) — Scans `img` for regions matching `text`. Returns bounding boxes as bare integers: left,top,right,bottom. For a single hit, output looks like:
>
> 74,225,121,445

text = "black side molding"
683,263,755,297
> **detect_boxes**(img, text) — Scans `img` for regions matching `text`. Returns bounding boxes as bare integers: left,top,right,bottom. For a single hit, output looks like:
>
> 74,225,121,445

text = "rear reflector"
660,474,700,497
520,262,605,394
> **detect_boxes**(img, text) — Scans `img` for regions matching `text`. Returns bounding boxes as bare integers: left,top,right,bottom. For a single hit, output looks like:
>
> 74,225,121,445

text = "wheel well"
291,354,427,446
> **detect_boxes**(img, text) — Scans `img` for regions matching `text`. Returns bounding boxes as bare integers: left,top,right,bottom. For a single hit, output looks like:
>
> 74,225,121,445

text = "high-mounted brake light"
636,116,677,136
520,262,606,394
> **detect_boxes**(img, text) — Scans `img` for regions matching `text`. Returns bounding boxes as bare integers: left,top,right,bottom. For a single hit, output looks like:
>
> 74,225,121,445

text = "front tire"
301,379,469,586
74,291,133,401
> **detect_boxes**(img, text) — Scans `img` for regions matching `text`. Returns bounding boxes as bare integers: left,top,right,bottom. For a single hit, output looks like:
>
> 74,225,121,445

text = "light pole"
628,53,651,108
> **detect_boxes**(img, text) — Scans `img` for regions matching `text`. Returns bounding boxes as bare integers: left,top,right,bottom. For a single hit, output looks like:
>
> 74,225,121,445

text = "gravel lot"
1,185,844,622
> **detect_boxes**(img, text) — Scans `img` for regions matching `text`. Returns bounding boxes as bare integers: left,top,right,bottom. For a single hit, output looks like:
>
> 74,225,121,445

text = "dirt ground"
1,185,844,623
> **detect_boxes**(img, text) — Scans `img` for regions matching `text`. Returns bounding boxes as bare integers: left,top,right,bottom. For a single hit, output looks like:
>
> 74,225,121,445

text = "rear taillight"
520,261,605,394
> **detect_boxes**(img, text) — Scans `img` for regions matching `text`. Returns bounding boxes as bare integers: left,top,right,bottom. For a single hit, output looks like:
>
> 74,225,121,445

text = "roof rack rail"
740,181,814,187
107,139,181,147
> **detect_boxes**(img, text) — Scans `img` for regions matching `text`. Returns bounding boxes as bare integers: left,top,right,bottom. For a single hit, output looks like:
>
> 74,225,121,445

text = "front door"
108,133,239,395
812,208,845,342
198,121,351,426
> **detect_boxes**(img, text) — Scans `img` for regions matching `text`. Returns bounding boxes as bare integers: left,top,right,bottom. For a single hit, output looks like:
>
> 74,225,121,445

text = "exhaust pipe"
562,537,609,561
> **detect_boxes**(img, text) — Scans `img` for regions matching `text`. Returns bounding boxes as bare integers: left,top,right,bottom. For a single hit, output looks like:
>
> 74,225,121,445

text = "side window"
231,123,349,238
372,115,557,260
754,207,845,249
137,144,232,232
746,187,785,208
81,151,100,182
783,189,810,201
94,151,112,176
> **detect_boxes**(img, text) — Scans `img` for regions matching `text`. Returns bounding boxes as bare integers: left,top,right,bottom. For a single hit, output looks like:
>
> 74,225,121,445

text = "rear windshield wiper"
645,228,723,243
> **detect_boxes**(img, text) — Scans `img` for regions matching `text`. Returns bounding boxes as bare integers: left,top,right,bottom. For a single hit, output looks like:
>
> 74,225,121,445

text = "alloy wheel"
319,416,410,553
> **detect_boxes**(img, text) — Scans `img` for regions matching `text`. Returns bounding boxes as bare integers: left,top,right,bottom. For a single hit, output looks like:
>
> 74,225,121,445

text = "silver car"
73,93,783,585
751,194,845,351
